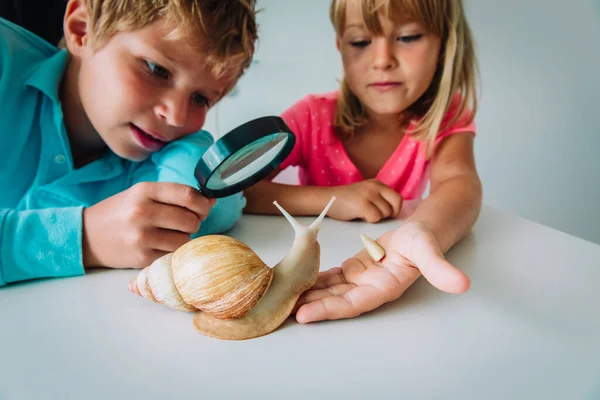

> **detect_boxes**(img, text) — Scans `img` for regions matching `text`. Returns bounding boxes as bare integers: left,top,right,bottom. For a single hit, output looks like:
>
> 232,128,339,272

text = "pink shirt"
279,91,476,200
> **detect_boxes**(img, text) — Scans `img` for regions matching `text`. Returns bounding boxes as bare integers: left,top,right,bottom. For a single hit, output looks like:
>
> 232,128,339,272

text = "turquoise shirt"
0,18,246,287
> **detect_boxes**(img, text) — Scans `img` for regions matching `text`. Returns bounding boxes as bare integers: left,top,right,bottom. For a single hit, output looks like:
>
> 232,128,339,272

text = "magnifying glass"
194,116,295,198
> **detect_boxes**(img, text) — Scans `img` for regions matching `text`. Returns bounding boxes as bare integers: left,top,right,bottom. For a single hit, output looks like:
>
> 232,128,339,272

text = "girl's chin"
359,98,409,116
372,107,406,115
365,106,407,118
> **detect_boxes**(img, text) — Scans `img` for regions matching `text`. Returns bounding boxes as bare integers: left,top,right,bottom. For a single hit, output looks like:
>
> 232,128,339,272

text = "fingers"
292,283,355,313
363,204,384,223
361,180,402,222
147,203,202,234
295,285,388,324
295,296,356,323
136,182,215,219
378,187,403,217
148,230,194,253
340,256,370,282
370,195,393,221
310,267,347,289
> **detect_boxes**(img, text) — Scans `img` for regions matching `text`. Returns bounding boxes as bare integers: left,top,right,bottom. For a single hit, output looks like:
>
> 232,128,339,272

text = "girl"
244,0,482,323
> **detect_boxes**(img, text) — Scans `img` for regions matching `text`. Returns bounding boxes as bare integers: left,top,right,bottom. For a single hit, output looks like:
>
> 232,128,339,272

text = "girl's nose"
372,38,397,70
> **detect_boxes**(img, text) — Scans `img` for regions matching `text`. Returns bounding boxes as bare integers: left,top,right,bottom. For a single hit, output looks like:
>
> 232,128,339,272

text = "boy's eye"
398,34,423,43
192,92,209,107
350,40,371,48
145,60,170,80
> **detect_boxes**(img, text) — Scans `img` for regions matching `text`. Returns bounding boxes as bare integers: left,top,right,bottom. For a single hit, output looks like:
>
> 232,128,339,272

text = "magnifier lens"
205,133,288,190
194,116,295,198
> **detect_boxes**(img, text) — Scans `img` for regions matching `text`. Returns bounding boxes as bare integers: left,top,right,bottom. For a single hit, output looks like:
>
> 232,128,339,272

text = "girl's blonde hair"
330,0,479,157
61,0,258,85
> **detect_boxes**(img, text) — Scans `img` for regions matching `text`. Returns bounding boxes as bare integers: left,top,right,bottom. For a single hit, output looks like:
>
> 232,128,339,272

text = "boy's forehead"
135,18,205,58
131,19,239,92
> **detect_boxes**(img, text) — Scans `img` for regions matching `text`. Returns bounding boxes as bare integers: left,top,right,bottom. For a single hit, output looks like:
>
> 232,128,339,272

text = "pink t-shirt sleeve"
279,95,314,170
434,93,477,148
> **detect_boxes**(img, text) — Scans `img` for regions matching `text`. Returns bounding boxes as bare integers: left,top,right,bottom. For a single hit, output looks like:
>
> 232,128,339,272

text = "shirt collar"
23,49,69,103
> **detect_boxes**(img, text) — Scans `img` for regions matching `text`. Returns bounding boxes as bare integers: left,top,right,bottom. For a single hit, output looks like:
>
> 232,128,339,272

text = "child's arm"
244,175,335,216
403,132,482,253
292,132,481,323
0,207,86,287
244,173,403,222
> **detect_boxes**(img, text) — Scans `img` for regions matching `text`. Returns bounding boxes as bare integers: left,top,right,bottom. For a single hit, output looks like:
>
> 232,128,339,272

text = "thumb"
416,255,470,294
378,225,471,294
402,227,471,294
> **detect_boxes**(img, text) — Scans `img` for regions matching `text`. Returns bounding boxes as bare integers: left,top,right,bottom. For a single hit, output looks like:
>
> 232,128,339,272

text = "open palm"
293,221,471,323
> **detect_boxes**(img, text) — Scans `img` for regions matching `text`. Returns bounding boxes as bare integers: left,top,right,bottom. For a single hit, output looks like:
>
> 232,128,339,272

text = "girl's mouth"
369,82,403,92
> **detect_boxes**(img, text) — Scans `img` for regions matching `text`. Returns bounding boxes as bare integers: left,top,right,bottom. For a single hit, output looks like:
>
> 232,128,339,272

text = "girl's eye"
145,60,170,80
398,34,423,43
192,92,209,107
350,40,371,48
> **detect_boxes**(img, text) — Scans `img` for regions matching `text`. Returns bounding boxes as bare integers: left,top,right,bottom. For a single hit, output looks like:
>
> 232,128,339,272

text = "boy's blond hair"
61,0,258,89
330,0,479,158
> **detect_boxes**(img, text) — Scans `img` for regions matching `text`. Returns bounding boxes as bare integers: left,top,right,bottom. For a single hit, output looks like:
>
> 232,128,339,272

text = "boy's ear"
63,0,91,56
336,37,341,52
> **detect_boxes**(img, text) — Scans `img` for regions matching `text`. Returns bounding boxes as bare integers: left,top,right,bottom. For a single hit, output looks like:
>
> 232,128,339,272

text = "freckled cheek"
416,42,441,79
342,54,368,88
81,62,120,121
187,109,207,133
402,50,438,84
111,71,157,113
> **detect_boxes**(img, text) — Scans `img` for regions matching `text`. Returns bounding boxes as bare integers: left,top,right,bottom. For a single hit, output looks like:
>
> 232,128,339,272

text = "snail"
360,233,386,262
129,197,337,340
129,196,388,340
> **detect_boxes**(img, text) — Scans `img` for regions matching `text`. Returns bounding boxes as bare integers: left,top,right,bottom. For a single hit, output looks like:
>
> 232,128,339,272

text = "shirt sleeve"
0,206,85,287
130,130,246,236
279,95,314,170
0,21,85,287
434,93,477,148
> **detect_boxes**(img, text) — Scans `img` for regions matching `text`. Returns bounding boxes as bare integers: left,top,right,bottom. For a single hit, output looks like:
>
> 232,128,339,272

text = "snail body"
130,197,336,340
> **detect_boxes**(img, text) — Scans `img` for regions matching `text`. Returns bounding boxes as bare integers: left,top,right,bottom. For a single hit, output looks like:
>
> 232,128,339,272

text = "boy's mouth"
129,123,167,152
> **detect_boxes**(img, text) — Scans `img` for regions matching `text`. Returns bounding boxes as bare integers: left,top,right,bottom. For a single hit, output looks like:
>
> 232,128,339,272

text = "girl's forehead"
340,0,422,31
342,10,420,34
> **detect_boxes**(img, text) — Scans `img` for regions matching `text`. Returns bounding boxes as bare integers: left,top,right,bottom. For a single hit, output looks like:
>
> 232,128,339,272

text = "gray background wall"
204,0,600,244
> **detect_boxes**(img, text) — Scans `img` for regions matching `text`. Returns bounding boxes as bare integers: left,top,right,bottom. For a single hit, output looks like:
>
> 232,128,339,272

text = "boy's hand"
82,182,216,268
328,179,403,223
293,221,470,323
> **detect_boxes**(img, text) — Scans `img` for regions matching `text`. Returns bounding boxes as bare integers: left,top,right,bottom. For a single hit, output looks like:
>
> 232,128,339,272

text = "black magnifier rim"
194,116,295,198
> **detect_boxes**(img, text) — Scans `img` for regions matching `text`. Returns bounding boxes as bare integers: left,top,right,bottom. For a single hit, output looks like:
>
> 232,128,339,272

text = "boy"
0,0,258,286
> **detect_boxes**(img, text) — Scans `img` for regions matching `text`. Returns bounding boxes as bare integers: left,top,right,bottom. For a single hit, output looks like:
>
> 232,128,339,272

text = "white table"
1,204,599,400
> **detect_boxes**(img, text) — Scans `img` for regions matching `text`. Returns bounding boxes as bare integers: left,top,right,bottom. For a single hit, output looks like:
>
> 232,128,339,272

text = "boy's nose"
372,39,397,70
155,92,188,128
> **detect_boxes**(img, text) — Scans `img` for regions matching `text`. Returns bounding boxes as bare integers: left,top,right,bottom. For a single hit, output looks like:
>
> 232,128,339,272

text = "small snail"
360,233,386,262
129,197,337,340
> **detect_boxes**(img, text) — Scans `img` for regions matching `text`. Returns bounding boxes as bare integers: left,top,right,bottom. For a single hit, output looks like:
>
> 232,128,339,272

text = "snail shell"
171,235,273,319
132,236,273,319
